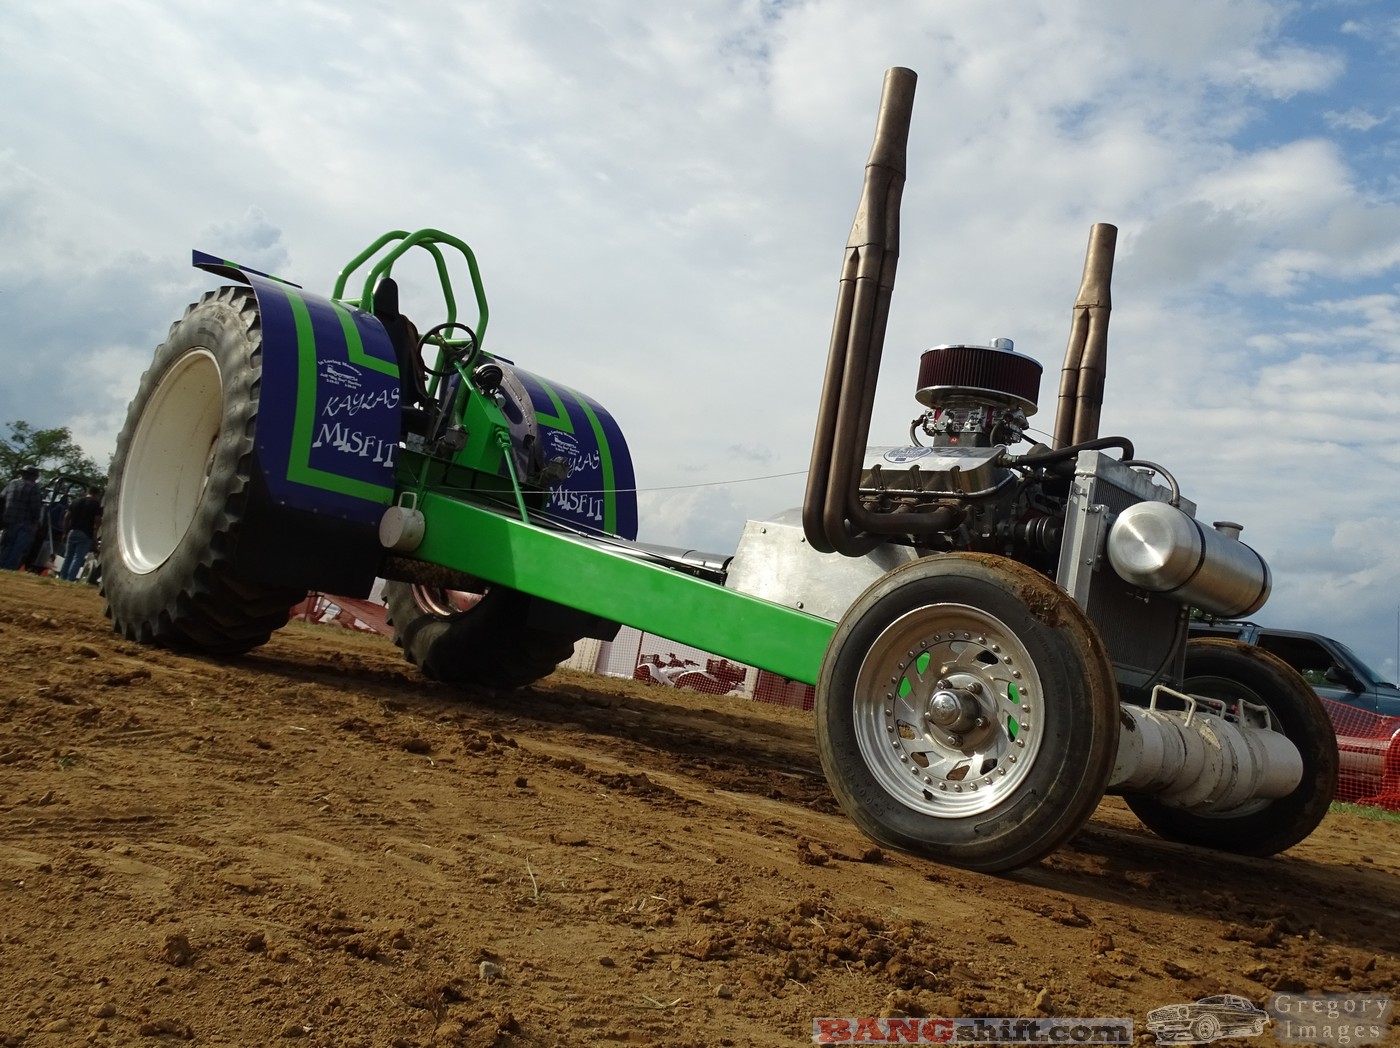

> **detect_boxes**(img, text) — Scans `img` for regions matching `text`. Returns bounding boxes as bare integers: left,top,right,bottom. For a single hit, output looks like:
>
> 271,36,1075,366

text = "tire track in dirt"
1,571,1396,1048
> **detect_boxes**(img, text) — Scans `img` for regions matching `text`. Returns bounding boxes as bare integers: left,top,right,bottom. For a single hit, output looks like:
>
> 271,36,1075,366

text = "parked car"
1147,995,1270,1043
1188,621,1400,717
1189,621,1400,801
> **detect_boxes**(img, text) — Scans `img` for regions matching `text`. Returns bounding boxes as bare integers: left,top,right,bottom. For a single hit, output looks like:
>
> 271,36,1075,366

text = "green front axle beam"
411,492,836,685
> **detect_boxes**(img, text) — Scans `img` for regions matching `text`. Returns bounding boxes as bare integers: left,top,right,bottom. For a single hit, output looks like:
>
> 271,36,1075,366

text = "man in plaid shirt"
0,465,43,571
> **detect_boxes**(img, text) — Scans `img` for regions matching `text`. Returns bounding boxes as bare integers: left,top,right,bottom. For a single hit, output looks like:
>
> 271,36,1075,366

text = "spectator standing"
0,466,43,571
60,487,103,582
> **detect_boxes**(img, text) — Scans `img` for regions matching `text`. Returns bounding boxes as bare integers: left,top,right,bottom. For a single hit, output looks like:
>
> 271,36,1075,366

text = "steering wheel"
417,321,481,379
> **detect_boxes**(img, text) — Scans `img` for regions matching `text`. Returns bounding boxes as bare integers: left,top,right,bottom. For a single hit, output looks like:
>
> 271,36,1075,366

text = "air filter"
915,340,1042,415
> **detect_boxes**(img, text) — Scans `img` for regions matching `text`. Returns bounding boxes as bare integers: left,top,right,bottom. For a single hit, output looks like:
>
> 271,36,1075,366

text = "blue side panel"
513,368,638,540
193,251,401,523
251,276,400,521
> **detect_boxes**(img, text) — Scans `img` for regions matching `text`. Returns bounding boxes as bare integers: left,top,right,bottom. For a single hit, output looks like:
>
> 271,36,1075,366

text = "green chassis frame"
403,484,836,686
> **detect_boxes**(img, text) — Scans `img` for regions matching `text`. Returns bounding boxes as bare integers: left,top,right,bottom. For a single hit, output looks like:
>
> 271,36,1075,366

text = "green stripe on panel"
282,289,394,502
531,378,575,433
333,303,398,377
573,394,617,534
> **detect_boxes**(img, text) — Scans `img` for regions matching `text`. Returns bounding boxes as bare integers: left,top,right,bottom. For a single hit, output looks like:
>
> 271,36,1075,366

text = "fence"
1323,698,1400,810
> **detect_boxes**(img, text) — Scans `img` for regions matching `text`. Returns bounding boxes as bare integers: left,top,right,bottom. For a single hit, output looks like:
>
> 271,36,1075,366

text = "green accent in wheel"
1007,682,1020,705
852,602,1048,819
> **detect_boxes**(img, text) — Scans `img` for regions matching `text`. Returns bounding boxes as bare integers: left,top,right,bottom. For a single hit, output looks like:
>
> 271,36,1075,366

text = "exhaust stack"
1052,223,1117,448
804,70,1122,556
804,67,925,555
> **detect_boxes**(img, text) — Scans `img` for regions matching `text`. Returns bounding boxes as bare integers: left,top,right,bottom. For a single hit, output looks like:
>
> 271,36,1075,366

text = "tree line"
0,420,104,487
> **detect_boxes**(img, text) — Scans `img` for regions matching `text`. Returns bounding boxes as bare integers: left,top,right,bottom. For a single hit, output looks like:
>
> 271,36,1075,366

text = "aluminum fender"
509,367,638,540
193,250,401,522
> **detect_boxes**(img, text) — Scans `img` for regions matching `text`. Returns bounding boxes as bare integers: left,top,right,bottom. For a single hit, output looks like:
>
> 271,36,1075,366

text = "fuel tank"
1107,501,1270,618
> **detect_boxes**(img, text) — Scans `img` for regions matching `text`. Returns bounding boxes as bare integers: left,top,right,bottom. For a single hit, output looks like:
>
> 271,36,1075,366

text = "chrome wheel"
816,553,1119,872
855,604,1044,818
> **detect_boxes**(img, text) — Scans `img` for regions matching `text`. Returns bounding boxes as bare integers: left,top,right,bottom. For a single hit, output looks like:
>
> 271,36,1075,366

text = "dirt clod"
161,933,193,967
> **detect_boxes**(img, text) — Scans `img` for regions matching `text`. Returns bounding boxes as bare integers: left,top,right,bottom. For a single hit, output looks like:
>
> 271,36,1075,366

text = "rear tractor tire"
101,286,303,654
384,581,581,689
816,553,1120,872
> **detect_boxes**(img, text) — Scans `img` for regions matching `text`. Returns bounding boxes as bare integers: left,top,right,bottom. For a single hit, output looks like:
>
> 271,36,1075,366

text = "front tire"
384,581,579,689
1190,1014,1221,1042
816,553,1119,872
1125,638,1337,855
101,286,302,653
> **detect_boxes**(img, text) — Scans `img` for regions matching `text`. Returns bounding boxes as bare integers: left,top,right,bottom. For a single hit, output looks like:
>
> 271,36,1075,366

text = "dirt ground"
0,571,1395,1048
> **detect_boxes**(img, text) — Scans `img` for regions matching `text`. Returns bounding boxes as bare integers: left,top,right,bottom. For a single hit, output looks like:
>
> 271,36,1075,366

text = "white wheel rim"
853,603,1046,818
119,348,223,575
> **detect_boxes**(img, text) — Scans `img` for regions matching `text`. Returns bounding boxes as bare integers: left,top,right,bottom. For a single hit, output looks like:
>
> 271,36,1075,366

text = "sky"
5,0,1400,679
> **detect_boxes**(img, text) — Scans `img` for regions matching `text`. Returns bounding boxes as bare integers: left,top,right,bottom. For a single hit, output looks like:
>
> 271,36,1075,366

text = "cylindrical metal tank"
1106,501,1271,618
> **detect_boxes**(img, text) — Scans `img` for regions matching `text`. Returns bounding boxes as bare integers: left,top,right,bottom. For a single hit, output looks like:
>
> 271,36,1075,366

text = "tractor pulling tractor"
100,68,1336,873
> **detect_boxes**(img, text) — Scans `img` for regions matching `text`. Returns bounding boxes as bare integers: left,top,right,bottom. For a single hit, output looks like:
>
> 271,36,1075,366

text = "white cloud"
1325,106,1385,131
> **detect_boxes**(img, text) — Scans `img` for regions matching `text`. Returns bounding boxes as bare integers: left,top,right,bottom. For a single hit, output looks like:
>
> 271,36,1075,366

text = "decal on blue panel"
512,368,638,540
193,252,401,521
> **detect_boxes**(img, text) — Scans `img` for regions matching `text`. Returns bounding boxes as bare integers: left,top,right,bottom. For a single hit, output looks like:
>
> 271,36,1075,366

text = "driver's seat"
372,277,434,436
